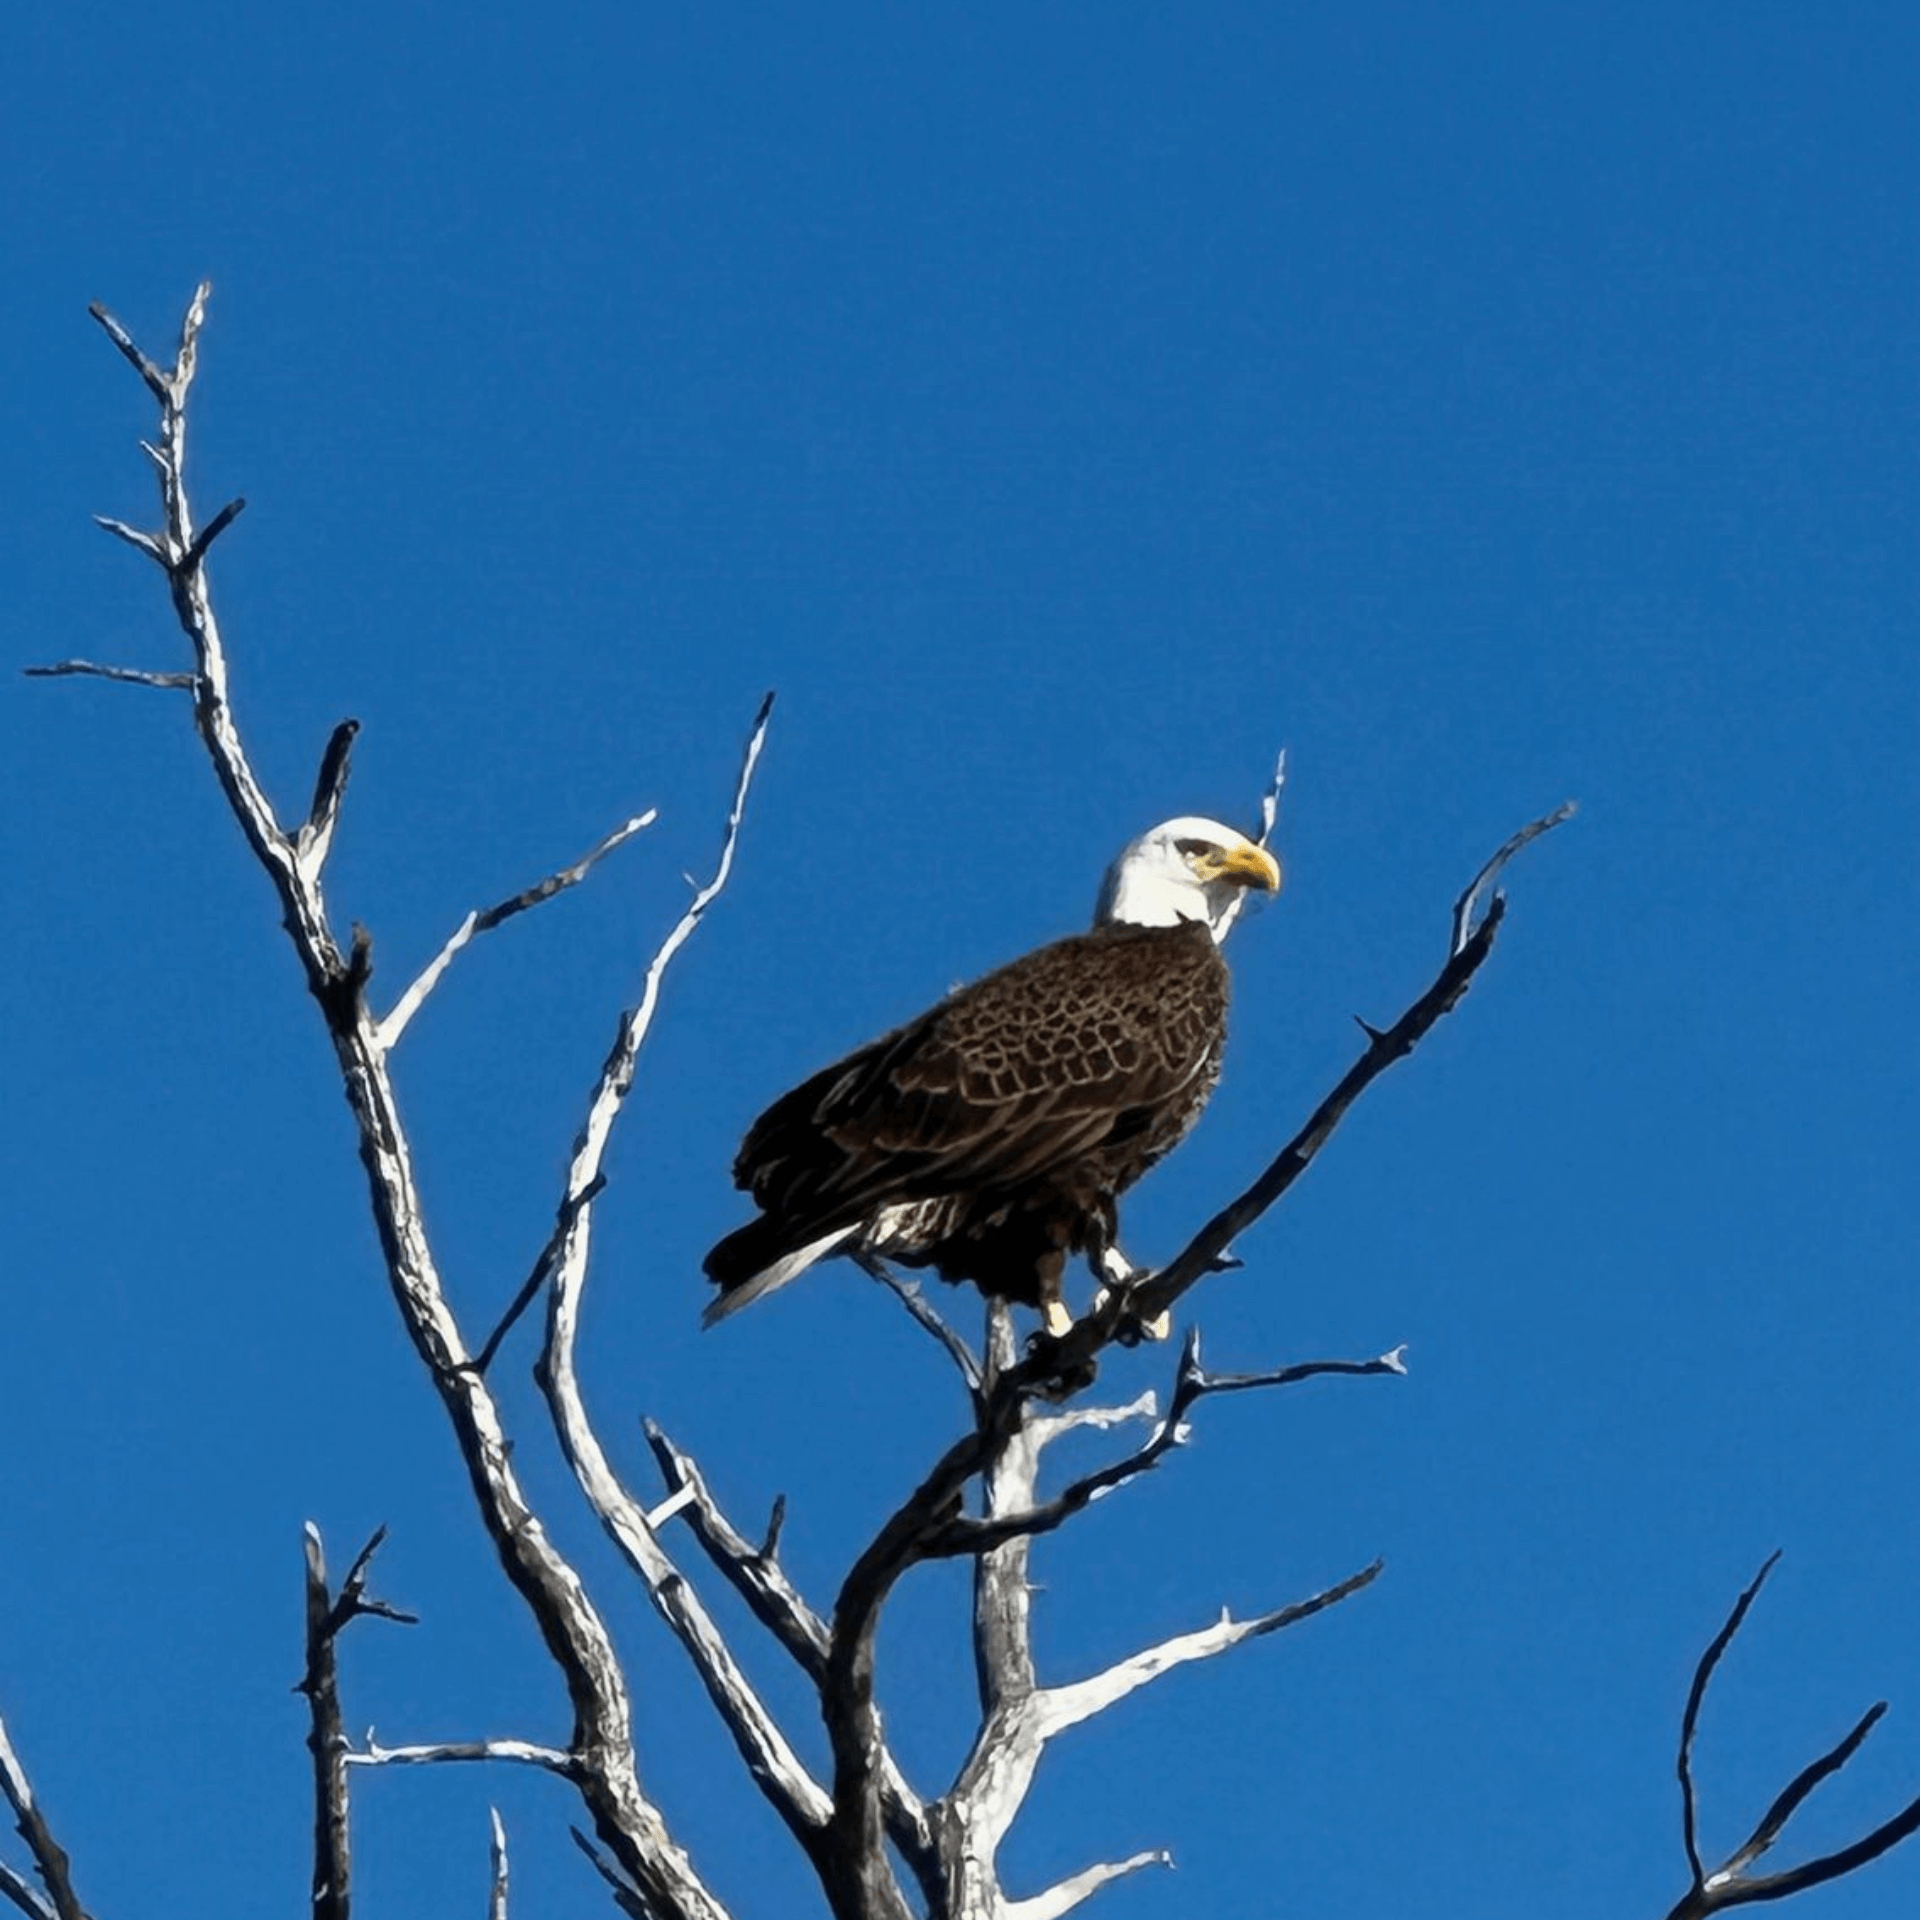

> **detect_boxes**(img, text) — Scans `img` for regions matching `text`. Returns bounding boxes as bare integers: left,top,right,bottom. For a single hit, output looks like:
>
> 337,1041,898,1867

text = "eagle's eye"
1175,838,1212,859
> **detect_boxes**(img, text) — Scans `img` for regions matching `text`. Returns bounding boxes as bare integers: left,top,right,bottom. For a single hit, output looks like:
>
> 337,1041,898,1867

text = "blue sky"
6,4,1916,1917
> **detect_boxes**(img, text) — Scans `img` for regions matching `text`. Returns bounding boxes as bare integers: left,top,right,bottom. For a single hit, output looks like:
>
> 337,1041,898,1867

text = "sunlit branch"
488,1809,510,1920
350,1739,576,1774
1004,1851,1173,1920
1038,1560,1383,1740
376,808,660,1049
21,658,194,690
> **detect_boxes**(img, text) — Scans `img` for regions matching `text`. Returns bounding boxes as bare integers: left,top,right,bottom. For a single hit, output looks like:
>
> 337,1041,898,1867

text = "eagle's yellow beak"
1200,840,1282,893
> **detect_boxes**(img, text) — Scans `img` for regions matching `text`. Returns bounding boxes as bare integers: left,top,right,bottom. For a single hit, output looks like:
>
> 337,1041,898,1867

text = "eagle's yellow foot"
1042,1299,1075,1338
1138,1307,1172,1342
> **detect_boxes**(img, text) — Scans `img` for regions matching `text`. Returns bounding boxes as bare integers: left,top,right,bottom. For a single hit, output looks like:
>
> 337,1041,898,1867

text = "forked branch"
1664,1553,1920,1917
298,1524,416,1920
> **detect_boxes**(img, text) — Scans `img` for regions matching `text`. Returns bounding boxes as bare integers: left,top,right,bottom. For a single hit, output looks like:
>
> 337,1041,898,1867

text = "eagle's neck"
1096,866,1228,942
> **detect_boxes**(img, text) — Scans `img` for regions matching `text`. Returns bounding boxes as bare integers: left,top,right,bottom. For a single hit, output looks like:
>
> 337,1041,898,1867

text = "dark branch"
0,1861,55,1920
857,1254,983,1394
1726,1702,1889,1880
475,1174,609,1375
1132,899,1508,1323
180,495,247,573
0,1715,91,1920
87,299,170,401
297,1525,415,1920
304,720,360,847
643,1422,831,1681
1664,1552,1920,1917
570,1829,654,1919
1679,1553,1782,1886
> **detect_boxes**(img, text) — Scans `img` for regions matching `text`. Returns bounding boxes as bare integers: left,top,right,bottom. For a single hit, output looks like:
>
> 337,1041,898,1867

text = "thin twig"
1451,800,1575,955
22,658,194,690
1679,1553,1782,1886
1036,1560,1385,1739
376,811,659,1049
1254,746,1287,846
1723,1704,1888,1880
299,1524,415,1920
570,1830,654,1919
858,1254,983,1394
642,1422,831,1678
474,1174,608,1375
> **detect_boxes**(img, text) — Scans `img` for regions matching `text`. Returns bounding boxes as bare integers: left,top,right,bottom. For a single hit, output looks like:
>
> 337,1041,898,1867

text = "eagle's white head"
1094,816,1282,943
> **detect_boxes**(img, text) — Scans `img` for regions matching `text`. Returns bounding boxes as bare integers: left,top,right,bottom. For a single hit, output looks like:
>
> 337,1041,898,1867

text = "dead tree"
6,285,1915,1920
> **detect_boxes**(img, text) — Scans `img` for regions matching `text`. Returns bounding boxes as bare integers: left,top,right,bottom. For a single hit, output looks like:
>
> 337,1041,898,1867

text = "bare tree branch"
299,1524,415,1920
476,1173,607,1375
643,1422,832,1680
639,1421,940,1888
1036,1560,1384,1740
1004,1850,1172,1920
934,1329,1404,1559
69,285,733,1920
22,657,194,689
488,1809,509,1920
858,1253,984,1395
1679,1552,1781,1886
1214,747,1288,941
572,1829,655,1919
0,1861,55,1920
376,808,660,1049
923,1303,1384,1917
1453,801,1575,955
1663,1553,1920,1917
350,1739,576,1774
87,296,171,400
296,718,361,877
0,1712,89,1920
510,697,853,1885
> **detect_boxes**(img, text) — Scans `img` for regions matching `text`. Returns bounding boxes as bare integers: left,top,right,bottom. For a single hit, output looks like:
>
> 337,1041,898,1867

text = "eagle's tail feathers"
701,1223,861,1327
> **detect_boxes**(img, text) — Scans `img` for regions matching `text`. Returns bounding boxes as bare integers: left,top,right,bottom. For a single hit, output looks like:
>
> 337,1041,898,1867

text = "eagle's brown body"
703,918,1230,1322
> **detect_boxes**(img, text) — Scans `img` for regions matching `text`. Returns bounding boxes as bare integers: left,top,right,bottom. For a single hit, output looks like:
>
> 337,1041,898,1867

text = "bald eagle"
703,817,1280,1334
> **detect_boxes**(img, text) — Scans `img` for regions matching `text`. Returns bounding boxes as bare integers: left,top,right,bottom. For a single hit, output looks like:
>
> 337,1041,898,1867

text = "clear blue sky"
6,5,1916,1917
